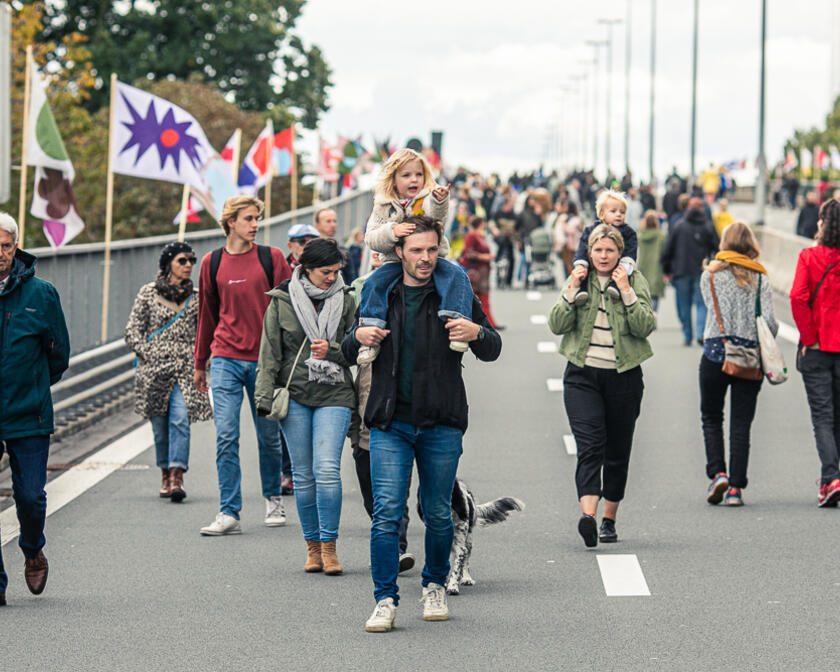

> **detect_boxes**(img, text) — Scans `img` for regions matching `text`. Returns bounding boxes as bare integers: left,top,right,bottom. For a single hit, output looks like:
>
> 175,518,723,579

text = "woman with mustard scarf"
698,222,778,506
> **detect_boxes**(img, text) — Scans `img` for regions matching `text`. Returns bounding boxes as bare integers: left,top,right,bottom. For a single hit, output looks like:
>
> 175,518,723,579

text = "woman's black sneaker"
578,514,598,547
599,518,618,543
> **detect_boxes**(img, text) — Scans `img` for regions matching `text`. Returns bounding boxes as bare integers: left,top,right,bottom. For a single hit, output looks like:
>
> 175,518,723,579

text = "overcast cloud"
296,0,832,181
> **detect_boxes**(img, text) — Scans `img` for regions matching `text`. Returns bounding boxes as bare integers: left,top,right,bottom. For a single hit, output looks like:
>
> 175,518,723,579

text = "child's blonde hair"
376,148,437,200
595,189,628,219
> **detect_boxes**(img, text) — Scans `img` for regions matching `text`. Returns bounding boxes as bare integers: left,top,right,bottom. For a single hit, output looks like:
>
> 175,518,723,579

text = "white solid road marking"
530,314,548,325
526,291,543,301
0,424,154,547
537,341,557,353
563,434,577,455
546,378,564,392
777,320,799,345
596,554,651,596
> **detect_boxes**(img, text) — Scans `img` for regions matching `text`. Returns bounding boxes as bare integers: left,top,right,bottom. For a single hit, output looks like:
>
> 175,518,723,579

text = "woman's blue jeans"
369,421,463,605
149,382,190,471
281,400,351,542
673,275,707,343
358,259,473,328
210,357,284,518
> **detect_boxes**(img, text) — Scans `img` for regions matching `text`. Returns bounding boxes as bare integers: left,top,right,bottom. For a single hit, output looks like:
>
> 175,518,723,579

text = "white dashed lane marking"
537,341,557,353
596,554,651,596
530,314,548,325
526,291,543,301
546,378,564,392
563,434,577,455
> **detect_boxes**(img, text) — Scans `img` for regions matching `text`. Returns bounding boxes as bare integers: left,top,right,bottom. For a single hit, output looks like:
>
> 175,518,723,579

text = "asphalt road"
0,283,826,671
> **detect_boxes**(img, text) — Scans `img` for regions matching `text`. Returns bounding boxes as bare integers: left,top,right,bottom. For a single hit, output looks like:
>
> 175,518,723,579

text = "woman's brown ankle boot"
321,540,343,575
169,468,186,502
159,468,171,498
305,540,323,573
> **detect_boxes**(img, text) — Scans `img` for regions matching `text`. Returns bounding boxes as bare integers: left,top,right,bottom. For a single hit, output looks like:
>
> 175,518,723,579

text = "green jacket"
548,270,655,373
636,228,666,297
0,250,70,439
255,280,356,412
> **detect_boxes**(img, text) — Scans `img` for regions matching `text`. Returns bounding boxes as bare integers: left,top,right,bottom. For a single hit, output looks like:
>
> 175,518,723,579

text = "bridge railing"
28,189,373,355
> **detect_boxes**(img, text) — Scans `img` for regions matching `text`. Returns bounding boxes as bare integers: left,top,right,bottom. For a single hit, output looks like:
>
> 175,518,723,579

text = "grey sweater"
700,268,778,342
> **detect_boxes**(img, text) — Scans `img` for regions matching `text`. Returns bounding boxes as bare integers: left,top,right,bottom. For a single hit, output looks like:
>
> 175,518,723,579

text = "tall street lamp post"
599,18,622,179
756,0,768,226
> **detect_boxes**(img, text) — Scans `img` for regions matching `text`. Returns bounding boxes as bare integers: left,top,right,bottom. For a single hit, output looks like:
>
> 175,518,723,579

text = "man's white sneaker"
357,345,380,365
365,597,396,632
420,583,449,621
199,513,241,536
264,496,287,527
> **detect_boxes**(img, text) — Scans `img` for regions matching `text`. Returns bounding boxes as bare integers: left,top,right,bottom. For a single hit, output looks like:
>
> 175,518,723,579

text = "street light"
756,0,767,226
690,0,699,185
585,40,607,177
571,74,587,168
624,1,632,176
578,60,595,169
598,18,622,179
649,0,657,185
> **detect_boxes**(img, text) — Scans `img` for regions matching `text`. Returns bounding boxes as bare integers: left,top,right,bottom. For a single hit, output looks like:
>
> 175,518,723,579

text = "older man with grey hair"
0,213,70,606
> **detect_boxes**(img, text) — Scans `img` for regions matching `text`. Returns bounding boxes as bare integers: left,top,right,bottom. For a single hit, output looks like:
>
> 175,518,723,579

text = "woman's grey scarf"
288,265,346,385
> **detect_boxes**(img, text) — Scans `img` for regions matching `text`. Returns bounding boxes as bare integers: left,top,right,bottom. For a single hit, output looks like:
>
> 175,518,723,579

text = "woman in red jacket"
460,217,500,328
790,198,840,507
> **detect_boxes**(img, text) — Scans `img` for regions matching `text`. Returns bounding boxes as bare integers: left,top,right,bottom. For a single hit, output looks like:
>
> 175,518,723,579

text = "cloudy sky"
296,0,834,181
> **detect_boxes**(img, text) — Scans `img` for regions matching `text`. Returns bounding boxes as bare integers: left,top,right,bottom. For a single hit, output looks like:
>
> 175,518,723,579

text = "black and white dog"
418,479,524,595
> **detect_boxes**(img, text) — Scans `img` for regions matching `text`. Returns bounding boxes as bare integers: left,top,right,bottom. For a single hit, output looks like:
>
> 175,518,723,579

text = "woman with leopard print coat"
125,242,212,502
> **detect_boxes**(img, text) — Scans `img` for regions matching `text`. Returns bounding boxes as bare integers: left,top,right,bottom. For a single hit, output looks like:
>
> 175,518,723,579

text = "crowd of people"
0,151,838,636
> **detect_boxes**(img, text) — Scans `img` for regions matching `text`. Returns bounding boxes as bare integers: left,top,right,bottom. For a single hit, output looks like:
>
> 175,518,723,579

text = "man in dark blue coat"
0,214,70,605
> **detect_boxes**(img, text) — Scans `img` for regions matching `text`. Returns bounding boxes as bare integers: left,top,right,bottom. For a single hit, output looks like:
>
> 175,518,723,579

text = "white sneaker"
449,340,469,353
420,583,449,621
264,496,287,527
357,345,380,365
365,597,396,632
199,512,241,536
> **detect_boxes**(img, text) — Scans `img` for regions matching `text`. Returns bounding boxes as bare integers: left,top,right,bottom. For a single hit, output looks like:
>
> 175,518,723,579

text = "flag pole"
101,73,117,344
263,120,274,244
178,184,190,241
17,45,32,250
290,127,298,211
231,128,242,181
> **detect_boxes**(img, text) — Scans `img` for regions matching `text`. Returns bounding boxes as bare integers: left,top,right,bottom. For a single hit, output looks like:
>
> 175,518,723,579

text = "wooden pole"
263,120,274,244
17,45,32,250
100,73,117,344
290,127,298,211
231,128,241,181
177,184,190,241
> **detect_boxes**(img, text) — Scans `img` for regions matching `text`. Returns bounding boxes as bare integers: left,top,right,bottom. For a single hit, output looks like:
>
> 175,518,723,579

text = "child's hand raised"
393,222,416,237
432,185,450,202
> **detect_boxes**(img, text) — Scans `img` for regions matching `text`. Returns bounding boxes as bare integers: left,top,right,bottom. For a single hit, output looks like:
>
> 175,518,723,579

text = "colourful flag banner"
831,146,840,171
815,146,830,171
237,122,273,194
783,149,798,173
800,147,813,177
318,137,341,183
26,53,84,247
273,127,294,177
111,81,215,194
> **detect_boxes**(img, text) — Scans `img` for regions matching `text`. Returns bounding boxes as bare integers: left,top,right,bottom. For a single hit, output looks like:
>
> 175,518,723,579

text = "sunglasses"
174,256,197,266
292,236,317,244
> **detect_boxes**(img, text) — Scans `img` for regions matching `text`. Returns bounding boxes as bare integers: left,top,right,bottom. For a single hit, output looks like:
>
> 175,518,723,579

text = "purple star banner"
110,81,215,193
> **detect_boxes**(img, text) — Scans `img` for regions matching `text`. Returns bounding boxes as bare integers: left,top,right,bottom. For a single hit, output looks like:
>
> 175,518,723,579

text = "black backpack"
206,244,274,321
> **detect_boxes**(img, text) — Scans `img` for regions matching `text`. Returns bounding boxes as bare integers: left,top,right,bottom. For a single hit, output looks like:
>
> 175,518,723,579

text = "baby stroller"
525,227,556,289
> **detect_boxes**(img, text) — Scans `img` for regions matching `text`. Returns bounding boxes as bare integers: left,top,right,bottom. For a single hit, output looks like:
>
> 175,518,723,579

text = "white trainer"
199,512,241,536
365,597,396,632
448,340,469,353
264,496,287,527
357,345,380,365
420,583,449,621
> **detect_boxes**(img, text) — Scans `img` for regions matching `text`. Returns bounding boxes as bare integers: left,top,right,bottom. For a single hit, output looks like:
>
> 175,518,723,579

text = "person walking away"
125,242,212,502
0,213,70,605
255,239,356,573
343,217,502,632
460,217,501,328
790,199,840,506
712,199,735,236
661,197,720,346
796,190,820,239
636,210,666,314
194,196,292,536
699,223,777,506
548,225,655,547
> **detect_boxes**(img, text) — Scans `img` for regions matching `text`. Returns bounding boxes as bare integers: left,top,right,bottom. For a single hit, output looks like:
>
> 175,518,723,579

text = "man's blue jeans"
370,421,462,605
673,275,707,344
358,260,473,329
280,400,351,542
210,357,283,518
0,435,50,594
149,382,190,471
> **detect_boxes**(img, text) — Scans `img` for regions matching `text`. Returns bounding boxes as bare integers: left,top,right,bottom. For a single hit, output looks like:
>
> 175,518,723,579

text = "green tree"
28,0,332,127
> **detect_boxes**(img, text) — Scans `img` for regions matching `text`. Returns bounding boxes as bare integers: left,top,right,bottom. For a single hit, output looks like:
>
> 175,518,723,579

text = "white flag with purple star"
110,81,215,193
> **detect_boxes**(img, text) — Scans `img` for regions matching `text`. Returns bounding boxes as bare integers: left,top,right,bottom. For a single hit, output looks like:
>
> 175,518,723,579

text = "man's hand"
569,265,587,290
310,339,328,359
432,185,450,202
356,326,391,347
393,222,416,237
445,318,481,343
194,369,208,394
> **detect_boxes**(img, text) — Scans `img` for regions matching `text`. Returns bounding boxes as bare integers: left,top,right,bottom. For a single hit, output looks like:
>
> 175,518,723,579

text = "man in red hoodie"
194,196,292,535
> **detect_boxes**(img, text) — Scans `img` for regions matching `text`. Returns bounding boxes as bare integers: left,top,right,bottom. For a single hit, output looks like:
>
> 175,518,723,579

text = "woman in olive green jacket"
255,239,355,575
548,225,655,548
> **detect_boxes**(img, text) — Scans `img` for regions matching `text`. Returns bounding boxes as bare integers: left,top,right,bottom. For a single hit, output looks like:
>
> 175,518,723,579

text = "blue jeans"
149,382,190,471
0,436,50,594
210,357,284,518
673,275,707,343
370,421,463,605
280,400,351,542
358,260,473,328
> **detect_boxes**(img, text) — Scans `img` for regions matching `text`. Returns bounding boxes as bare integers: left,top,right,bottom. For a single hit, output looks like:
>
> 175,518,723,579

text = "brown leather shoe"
321,540,343,575
169,467,186,503
304,540,323,573
0,593,6,606
24,550,48,595
160,468,172,498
